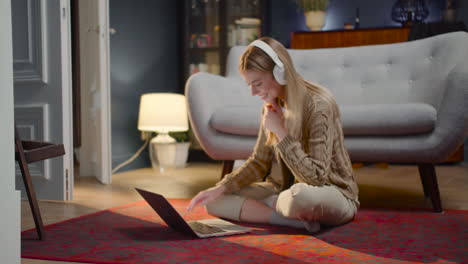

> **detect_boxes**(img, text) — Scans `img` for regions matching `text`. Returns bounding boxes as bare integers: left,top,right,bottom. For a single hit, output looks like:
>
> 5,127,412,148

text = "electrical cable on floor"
112,138,150,174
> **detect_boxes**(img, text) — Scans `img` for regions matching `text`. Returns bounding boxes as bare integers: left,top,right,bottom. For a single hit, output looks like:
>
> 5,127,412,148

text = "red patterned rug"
22,199,468,264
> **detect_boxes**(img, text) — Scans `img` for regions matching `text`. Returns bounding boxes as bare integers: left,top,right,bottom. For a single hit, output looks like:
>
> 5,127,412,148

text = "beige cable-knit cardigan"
216,92,359,205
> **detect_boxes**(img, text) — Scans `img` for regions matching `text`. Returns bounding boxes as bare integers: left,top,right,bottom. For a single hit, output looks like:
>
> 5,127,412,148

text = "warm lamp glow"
138,93,188,133
137,93,190,172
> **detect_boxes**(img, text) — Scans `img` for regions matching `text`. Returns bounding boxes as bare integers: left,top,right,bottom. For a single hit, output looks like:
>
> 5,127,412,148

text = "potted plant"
295,0,329,31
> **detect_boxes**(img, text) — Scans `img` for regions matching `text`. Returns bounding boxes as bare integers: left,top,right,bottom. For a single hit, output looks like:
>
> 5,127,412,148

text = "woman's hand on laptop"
187,185,226,212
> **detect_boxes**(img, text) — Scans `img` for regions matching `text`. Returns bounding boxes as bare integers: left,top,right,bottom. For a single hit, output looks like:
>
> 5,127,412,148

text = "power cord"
111,137,150,174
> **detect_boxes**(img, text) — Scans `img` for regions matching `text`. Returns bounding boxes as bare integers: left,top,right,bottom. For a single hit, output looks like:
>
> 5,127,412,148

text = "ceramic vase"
305,10,326,31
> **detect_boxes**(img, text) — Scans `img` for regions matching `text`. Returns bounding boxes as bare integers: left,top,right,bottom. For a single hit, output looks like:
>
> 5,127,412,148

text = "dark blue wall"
110,0,180,172
269,0,447,47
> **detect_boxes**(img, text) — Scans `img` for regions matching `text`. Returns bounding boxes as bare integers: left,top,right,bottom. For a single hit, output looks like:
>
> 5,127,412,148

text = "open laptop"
135,188,251,238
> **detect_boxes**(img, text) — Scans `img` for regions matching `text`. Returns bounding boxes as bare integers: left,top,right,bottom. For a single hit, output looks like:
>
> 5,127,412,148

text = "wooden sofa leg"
417,164,443,212
220,160,234,179
418,167,430,198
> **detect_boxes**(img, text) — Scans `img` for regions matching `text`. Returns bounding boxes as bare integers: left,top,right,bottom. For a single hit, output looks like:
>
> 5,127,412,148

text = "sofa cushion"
210,103,436,137
210,106,261,136
340,103,437,136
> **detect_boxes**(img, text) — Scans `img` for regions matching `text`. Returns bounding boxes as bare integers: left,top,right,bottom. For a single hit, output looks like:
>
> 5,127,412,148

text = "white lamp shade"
138,93,189,132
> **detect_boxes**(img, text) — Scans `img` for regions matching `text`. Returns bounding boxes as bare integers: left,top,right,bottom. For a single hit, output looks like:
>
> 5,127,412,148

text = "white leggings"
206,182,357,226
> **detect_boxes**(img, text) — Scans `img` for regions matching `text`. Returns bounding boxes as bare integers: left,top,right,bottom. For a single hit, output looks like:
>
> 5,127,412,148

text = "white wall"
0,0,21,262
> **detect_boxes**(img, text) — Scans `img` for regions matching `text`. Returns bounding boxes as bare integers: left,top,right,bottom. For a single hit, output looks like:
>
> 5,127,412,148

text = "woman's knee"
276,183,323,218
205,194,246,221
277,183,356,225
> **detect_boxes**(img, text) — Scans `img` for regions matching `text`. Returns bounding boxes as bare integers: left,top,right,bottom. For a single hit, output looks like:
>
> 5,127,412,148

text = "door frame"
61,0,74,200
98,0,112,184
72,0,112,185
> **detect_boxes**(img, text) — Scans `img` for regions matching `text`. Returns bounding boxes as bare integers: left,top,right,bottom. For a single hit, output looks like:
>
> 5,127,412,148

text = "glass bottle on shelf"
355,7,360,29
203,0,217,48
226,0,263,46
189,0,204,49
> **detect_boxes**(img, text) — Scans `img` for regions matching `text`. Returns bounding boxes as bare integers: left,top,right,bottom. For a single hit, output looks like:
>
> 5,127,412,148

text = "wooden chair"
15,123,65,240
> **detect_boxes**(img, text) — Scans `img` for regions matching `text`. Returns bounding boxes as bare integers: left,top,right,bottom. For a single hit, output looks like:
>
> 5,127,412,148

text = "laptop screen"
135,188,197,237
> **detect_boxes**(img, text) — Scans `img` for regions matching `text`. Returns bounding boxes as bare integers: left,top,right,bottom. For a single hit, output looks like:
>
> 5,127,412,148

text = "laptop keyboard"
188,221,225,235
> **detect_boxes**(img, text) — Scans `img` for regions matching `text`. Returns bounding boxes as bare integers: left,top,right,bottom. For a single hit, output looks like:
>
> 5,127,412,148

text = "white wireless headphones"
249,40,287,85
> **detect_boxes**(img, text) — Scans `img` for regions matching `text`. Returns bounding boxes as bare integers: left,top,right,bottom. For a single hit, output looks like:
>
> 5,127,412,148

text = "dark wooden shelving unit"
180,0,269,93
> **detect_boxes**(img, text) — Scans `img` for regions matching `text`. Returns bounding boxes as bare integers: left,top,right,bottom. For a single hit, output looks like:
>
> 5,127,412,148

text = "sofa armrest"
185,72,262,159
427,65,468,162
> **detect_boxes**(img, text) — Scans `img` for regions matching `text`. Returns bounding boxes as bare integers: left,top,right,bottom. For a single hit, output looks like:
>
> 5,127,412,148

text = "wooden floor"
22,161,468,264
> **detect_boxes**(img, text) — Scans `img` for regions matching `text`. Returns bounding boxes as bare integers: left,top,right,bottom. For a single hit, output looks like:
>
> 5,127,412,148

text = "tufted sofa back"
226,32,468,111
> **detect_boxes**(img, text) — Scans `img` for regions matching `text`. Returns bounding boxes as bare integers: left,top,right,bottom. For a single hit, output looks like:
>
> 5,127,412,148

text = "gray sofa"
185,32,468,212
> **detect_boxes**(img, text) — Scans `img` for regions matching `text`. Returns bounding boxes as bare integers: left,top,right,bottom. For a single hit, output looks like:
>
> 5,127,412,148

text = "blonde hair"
239,37,340,145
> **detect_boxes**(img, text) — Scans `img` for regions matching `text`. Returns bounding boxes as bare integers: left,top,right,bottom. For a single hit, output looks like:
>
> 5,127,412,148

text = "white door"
78,0,112,184
12,0,74,200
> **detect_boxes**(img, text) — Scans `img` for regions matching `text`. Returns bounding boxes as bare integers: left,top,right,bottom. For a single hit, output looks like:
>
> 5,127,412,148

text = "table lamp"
138,93,189,172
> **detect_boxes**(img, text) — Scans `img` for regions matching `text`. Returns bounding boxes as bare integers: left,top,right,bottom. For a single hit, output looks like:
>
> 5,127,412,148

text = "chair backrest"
226,32,468,111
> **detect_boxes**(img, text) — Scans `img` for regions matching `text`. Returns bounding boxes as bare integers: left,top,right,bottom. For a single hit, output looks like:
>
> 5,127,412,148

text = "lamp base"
152,132,176,144
149,141,190,173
